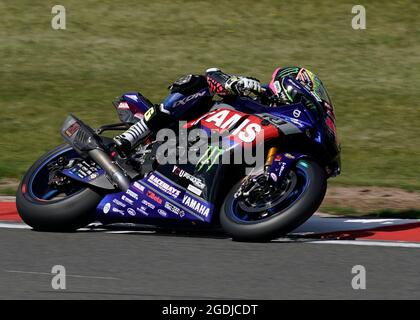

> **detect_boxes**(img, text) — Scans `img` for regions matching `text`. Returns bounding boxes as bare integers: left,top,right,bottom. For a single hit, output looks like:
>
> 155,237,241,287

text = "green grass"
0,187,17,196
1,0,420,189
322,207,420,219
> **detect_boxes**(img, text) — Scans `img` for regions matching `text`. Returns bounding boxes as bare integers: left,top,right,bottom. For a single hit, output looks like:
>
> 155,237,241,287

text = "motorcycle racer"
113,67,335,153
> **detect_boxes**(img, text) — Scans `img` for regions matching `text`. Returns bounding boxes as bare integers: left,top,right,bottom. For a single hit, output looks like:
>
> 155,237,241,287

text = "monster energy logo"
197,146,225,172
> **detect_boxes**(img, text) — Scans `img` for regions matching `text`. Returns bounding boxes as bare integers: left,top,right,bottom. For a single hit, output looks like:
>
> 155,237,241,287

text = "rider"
113,67,334,153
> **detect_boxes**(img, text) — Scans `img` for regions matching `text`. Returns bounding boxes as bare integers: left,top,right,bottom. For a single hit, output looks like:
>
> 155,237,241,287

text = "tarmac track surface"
1,227,420,300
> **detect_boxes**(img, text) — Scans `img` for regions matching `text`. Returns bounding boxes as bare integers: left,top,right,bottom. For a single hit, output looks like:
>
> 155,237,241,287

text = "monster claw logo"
197,146,225,172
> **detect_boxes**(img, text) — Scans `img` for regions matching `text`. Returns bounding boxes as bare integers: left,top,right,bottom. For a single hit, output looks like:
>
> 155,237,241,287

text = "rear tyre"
16,144,102,231
220,159,327,242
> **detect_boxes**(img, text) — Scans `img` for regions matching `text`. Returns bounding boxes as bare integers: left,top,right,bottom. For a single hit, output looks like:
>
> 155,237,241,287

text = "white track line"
308,240,420,249
0,222,30,229
2,220,420,249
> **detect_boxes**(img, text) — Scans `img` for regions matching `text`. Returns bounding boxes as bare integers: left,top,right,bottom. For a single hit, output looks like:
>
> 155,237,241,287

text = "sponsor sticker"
147,190,163,204
158,209,168,218
113,199,126,208
127,208,136,217
284,153,295,159
181,195,210,218
141,199,156,210
187,184,202,196
112,207,125,215
64,122,80,137
278,162,287,177
147,174,181,199
126,189,139,200
121,195,134,206
103,203,111,214
133,182,145,193
136,207,149,216
172,165,205,189
117,102,130,110
164,201,185,218
204,109,262,143
89,173,99,180
270,173,278,182
293,109,301,118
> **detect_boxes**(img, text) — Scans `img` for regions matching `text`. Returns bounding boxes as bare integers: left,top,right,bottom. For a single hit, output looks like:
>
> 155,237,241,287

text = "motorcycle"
16,79,341,241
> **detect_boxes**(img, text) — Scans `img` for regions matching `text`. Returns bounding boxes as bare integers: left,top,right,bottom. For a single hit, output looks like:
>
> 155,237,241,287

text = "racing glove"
228,77,262,96
206,68,261,96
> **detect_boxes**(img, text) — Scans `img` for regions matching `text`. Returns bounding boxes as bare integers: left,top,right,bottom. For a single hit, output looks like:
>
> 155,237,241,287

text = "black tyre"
220,159,327,242
16,144,102,231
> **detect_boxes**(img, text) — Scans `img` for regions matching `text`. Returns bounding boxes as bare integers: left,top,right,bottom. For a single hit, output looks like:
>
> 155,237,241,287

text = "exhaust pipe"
88,149,130,192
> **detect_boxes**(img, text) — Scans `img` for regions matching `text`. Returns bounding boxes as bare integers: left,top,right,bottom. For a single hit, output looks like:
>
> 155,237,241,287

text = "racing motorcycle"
16,80,341,242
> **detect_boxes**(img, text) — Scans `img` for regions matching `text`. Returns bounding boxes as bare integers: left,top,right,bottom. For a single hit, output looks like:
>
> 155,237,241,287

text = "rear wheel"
220,159,327,242
16,144,102,231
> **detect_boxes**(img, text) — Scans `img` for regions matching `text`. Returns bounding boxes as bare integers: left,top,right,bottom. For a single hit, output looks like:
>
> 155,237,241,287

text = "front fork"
234,147,303,199
265,148,305,186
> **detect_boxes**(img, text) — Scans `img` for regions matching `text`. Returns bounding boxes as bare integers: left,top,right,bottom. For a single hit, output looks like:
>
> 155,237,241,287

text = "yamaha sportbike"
16,81,341,241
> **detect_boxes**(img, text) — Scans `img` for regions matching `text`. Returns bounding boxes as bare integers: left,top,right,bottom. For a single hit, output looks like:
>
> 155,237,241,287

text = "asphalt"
1,228,420,300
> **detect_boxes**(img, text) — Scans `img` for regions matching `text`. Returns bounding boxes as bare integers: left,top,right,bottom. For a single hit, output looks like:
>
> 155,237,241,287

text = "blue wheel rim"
228,161,311,224
28,147,85,202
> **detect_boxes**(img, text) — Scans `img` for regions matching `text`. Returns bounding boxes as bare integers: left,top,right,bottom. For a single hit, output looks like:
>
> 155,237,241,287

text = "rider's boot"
113,118,151,155
113,104,171,155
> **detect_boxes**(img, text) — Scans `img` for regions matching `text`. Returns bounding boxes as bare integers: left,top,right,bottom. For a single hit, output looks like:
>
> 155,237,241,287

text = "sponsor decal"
89,173,99,180
165,201,185,218
197,146,224,172
127,208,136,217
121,195,134,206
204,109,262,143
293,109,301,118
147,190,163,204
278,162,287,176
141,199,156,210
133,182,145,193
136,207,149,216
144,107,155,122
64,122,80,137
112,207,125,215
103,203,111,214
147,174,181,199
270,173,278,182
187,184,202,196
173,90,207,108
289,118,304,128
126,189,139,200
118,102,130,110
112,199,126,208
172,165,205,189
182,195,210,218
158,209,168,218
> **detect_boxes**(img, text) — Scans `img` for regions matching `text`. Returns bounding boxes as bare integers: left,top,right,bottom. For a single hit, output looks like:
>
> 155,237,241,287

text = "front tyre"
220,159,327,242
16,144,103,231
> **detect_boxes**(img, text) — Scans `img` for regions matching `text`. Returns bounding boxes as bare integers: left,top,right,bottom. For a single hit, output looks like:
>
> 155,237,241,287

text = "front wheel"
220,159,327,242
16,144,103,231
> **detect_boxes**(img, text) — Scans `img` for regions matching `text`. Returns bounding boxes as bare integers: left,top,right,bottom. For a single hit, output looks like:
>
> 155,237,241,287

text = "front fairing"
226,94,341,174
